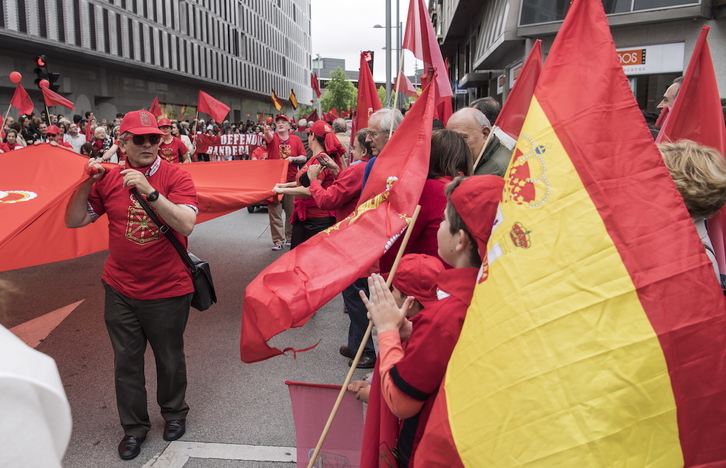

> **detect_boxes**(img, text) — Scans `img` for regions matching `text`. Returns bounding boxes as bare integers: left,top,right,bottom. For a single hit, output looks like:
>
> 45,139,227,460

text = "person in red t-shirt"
249,137,268,160
65,110,198,461
45,125,73,149
157,118,190,163
264,114,308,250
359,175,504,468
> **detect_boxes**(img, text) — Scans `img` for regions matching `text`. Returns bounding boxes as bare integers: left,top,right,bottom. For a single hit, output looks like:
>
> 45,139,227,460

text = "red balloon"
266,117,274,124
9,71,22,83
39,79,50,88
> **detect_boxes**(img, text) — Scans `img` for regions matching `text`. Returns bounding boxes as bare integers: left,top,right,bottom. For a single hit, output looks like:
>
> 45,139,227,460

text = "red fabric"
360,362,401,468
240,80,437,363
267,133,306,182
250,147,268,160
89,161,197,300
308,109,319,122
159,137,188,163
0,145,288,272
309,157,371,221
395,70,418,98
271,89,283,111
41,87,75,110
0,142,9,152
311,73,322,98
293,155,336,220
354,52,383,134
289,89,298,110
418,0,726,465
494,39,542,140
655,104,670,127
149,96,162,118
197,90,230,123
85,120,93,143
10,85,34,116
654,26,726,277
379,177,450,273
402,0,452,102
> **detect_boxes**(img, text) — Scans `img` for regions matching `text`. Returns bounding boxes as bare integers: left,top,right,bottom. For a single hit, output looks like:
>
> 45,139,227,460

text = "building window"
520,0,699,25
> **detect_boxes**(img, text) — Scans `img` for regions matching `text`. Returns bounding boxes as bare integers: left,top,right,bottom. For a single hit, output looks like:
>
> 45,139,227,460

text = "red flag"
354,51,383,134
494,39,543,142
0,115,4,141
240,78,437,363
149,96,162,118
85,119,93,142
41,87,75,110
286,381,364,467
402,0,452,102
197,90,230,122
10,84,34,116
271,90,283,112
307,109,319,122
330,108,339,119
654,26,726,282
394,70,417,98
289,89,299,110
0,145,288,272
311,72,322,98
434,59,453,125
417,0,726,465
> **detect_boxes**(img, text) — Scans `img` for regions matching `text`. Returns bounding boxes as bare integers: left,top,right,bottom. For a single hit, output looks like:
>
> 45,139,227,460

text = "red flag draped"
494,39,543,141
311,73,322,98
354,52,383,134
271,90,283,112
197,91,230,123
402,0,452,102
654,26,726,284
240,79,437,363
149,96,162,118
41,87,75,110
10,85,35,116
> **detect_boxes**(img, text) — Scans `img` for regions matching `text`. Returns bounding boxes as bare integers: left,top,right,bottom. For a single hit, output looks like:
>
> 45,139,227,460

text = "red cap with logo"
46,125,61,135
157,117,172,127
120,110,164,136
310,120,333,138
383,254,444,307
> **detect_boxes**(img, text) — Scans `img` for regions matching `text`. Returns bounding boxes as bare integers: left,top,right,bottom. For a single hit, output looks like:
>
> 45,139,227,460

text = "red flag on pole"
311,72,322,98
240,78,437,363
307,109,319,122
402,0,453,102
654,26,726,287
289,89,299,110
149,96,162,118
354,51,383,134
417,0,726,465
197,91,230,122
271,90,283,112
10,84,35,116
41,87,75,110
394,70,418,98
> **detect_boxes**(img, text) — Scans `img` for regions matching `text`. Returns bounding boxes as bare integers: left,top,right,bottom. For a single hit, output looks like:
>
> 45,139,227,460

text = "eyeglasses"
124,134,162,145
366,130,380,138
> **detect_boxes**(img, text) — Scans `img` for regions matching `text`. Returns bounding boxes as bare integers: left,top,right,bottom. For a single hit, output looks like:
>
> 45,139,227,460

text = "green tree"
320,67,357,113
378,85,414,111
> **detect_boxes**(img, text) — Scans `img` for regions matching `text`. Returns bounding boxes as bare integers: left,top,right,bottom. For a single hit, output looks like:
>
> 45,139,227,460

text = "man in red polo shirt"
65,110,197,461
264,114,307,250
158,117,191,163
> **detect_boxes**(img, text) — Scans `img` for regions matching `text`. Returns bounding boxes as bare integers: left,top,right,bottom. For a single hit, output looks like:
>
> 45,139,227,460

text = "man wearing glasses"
65,110,198,460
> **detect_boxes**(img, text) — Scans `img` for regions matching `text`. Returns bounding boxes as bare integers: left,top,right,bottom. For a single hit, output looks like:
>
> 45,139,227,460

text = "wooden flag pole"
471,127,495,173
306,205,422,468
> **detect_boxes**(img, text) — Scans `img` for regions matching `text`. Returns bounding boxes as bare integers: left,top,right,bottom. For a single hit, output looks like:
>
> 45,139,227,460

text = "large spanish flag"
415,0,726,466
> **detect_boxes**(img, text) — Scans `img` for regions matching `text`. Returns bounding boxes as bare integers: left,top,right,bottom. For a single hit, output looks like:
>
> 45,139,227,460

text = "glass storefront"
520,0,700,25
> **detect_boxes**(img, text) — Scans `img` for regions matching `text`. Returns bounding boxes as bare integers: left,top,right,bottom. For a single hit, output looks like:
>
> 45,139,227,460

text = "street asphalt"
0,207,374,467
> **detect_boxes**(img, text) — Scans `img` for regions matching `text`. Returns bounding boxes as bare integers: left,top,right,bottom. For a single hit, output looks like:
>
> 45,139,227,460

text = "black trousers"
290,216,336,249
103,281,192,437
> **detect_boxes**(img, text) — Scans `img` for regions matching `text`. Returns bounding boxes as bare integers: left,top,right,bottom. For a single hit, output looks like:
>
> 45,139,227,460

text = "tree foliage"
320,67,357,112
378,86,414,111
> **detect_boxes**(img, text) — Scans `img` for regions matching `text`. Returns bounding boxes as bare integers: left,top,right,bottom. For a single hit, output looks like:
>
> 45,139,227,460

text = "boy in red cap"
158,117,190,163
359,175,504,468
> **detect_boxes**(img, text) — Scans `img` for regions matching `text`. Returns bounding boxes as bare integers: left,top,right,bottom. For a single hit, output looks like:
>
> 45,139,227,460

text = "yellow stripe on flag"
446,97,682,466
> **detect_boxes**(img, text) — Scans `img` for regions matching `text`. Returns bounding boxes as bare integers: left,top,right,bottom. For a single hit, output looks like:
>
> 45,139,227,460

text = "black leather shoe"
349,356,376,368
163,419,186,441
118,435,145,460
339,345,355,359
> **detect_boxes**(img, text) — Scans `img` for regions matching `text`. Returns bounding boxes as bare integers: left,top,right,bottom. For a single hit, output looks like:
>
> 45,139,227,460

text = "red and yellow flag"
289,89,299,110
271,89,283,112
416,0,726,465
240,79,437,363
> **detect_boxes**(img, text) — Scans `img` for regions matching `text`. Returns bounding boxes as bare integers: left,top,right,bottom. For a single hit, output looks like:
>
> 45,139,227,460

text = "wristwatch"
146,190,160,202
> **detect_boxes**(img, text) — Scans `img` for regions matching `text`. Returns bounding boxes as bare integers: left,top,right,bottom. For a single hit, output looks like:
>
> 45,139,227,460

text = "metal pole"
396,0,400,108
316,54,323,117
385,0,392,107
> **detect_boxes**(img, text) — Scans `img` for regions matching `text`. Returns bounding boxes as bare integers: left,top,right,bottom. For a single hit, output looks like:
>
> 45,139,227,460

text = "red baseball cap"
449,175,504,259
46,125,61,135
384,254,444,307
310,120,333,138
275,114,290,123
119,110,164,136
157,117,172,127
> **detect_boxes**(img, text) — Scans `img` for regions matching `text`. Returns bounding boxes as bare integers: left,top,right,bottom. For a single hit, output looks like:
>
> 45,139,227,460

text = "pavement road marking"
143,441,296,467
10,300,83,348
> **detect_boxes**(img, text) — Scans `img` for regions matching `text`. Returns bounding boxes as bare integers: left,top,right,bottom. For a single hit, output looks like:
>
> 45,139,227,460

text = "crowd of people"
4,72,726,466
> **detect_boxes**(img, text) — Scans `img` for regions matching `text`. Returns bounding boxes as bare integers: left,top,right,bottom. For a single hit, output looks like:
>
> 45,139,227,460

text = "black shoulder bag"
131,188,217,311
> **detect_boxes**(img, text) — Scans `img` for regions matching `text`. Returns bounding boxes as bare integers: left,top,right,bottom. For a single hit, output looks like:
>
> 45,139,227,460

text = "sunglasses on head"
125,134,162,145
